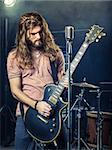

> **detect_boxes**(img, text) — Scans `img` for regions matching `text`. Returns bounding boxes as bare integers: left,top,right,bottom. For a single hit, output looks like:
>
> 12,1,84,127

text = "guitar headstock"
85,25,106,44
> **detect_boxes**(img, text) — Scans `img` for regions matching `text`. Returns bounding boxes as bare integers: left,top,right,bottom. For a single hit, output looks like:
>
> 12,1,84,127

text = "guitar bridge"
37,115,48,124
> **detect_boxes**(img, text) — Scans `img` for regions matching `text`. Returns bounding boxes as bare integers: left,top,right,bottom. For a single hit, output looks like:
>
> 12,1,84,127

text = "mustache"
34,40,42,45
26,38,44,50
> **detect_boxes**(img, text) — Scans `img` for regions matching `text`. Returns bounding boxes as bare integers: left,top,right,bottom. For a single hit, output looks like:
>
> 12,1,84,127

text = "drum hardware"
64,78,101,150
96,89,103,150
71,81,111,149
73,87,92,150
99,81,112,85
87,111,112,149
89,89,112,93
65,79,100,150
64,85,93,150
72,82,99,89
89,87,112,149
89,88,111,150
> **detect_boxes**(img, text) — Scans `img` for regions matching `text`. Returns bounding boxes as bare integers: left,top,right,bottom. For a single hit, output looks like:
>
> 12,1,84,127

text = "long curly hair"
16,12,61,69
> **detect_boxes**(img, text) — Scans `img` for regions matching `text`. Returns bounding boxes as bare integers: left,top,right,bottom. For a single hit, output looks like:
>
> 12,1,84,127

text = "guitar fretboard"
49,42,89,105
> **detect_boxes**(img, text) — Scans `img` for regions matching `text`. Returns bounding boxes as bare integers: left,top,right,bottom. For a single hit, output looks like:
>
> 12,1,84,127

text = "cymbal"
100,82,112,85
72,82,99,89
89,89,112,93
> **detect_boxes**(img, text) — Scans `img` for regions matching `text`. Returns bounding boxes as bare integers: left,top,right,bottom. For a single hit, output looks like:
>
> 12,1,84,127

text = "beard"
26,38,44,51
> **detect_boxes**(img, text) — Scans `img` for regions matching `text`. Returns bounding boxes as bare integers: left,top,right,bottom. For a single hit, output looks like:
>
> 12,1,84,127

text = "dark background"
0,0,112,146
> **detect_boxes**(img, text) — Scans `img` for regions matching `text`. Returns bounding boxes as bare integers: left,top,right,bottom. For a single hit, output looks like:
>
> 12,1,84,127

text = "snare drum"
86,111,112,148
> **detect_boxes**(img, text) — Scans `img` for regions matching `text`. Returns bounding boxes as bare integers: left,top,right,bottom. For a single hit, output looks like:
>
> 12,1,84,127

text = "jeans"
15,116,67,150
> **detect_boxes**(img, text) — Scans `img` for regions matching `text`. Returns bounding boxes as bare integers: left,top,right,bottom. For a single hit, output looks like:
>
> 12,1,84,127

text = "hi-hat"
100,82,112,85
72,82,99,89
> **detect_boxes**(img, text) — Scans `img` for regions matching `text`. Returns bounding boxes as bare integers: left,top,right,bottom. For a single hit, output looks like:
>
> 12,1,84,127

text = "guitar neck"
49,41,89,105
65,41,88,78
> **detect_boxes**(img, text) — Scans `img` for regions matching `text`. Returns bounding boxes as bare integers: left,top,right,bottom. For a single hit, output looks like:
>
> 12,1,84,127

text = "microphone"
65,26,74,41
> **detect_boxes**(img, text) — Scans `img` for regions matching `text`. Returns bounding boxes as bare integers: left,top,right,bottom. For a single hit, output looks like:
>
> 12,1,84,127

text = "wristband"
35,101,38,109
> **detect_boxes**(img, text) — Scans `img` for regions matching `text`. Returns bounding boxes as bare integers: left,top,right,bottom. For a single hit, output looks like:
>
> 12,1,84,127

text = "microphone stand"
66,39,73,150
96,89,103,150
65,26,74,150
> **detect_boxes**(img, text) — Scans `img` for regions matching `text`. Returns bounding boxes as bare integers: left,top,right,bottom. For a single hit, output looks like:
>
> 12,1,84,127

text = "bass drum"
86,111,112,149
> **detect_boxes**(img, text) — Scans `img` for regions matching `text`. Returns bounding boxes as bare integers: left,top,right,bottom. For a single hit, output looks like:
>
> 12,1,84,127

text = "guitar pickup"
37,114,48,124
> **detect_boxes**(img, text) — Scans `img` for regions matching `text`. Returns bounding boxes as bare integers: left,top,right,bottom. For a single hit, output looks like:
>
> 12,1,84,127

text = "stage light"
4,0,16,7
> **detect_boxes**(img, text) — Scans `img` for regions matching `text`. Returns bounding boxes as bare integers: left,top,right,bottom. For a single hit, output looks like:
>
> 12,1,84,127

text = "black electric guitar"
25,25,105,143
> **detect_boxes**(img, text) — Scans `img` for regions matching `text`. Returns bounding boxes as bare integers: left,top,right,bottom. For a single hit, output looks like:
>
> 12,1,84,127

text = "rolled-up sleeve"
7,51,21,79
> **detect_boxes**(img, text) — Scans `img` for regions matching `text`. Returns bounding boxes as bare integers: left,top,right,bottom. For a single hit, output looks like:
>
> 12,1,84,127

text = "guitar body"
25,84,67,143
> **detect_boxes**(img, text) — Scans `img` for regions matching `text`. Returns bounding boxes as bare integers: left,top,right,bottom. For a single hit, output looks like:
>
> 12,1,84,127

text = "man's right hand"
36,101,52,117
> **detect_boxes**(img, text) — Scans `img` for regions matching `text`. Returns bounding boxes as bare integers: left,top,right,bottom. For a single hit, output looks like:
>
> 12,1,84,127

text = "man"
7,12,67,150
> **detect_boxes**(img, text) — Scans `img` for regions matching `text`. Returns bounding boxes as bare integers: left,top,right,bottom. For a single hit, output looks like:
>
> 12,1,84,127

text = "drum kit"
67,79,112,150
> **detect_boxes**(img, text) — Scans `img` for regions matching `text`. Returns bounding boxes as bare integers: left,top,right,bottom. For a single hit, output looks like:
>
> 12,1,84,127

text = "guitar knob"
52,118,56,121
96,39,99,42
50,128,54,132
98,35,101,39
53,124,56,127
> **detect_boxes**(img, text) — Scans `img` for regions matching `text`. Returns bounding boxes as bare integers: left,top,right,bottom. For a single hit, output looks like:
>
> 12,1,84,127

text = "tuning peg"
98,32,106,39
102,33,106,36
98,35,102,39
96,39,99,42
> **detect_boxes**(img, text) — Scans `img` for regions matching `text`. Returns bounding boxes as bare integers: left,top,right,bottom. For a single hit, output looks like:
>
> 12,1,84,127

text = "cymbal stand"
96,89,103,150
77,88,83,150
64,86,92,150
73,88,91,150
76,88,90,150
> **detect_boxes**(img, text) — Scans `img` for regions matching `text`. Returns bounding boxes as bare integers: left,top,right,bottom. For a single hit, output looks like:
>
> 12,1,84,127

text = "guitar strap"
50,60,58,84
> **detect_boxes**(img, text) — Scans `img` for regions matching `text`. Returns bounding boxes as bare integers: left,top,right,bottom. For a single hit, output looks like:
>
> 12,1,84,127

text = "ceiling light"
4,0,16,7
